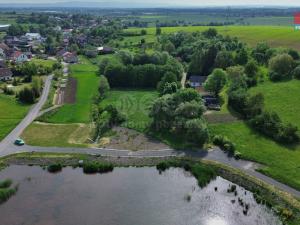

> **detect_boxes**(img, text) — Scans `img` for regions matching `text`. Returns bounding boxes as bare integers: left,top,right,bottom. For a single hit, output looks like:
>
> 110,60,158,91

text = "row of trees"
100,51,183,88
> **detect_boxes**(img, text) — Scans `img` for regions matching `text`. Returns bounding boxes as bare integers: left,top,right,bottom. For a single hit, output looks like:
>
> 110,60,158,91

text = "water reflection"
0,165,282,225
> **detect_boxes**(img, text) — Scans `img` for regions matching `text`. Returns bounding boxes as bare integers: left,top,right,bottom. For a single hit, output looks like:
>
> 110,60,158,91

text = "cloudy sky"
2,0,300,6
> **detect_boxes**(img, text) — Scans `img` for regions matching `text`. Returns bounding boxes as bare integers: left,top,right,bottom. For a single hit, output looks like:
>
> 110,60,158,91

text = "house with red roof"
10,51,28,63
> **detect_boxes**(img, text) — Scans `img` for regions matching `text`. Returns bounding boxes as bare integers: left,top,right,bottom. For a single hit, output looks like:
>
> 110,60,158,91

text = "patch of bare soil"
63,77,77,104
97,126,171,151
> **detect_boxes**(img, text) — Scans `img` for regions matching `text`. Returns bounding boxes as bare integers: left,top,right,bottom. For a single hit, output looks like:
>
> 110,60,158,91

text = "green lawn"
210,121,300,191
125,26,300,50
31,58,56,70
250,79,300,130
0,94,30,140
99,89,158,132
44,56,99,123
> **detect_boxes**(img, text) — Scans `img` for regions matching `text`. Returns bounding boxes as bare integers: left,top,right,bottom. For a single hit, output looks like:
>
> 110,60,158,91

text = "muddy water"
0,166,282,225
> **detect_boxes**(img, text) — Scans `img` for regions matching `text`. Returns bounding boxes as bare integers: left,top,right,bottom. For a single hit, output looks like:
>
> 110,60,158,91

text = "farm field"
99,89,158,132
125,26,300,50
209,122,300,191
249,79,300,131
132,14,293,26
42,56,99,123
0,94,30,141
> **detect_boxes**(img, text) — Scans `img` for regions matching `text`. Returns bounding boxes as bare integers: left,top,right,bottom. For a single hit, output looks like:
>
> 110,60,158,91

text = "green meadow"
99,89,158,132
250,79,300,131
210,78,300,190
44,57,99,123
0,95,30,140
125,26,300,50
210,121,300,191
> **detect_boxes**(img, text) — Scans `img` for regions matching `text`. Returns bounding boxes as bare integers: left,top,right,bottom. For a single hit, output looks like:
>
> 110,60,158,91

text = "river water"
0,165,282,225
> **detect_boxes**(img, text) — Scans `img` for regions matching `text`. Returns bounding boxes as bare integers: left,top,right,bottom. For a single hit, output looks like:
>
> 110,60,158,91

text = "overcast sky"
2,0,300,6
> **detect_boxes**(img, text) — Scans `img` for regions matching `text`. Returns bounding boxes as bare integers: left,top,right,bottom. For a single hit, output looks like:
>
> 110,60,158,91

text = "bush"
0,188,17,204
250,112,299,144
83,162,114,174
47,164,62,173
2,85,14,95
212,135,235,154
0,179,12,189
18,87,36,104
292,66,300,80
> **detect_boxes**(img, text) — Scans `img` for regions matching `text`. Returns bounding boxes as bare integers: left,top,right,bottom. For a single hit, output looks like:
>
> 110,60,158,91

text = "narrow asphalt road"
0,75,53,155
0,73,300,199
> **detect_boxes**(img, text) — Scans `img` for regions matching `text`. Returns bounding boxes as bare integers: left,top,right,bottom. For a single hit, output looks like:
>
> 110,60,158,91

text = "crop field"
250,79,300,130
99,89,158,132
43,56,99,123
0,94,30,141
209,121,300,191
125,26,300,50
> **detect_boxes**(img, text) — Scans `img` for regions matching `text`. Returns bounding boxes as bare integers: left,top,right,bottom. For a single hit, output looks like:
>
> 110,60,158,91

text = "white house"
189,76,207,88
25,33,42,41
11,51,28,63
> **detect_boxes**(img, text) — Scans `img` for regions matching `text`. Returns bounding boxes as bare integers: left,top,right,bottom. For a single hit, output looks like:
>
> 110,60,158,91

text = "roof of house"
189,76,207,84
0,43,9,51
25,33,41,37
0,60,7,68
11,51,24,58
0,68,12,77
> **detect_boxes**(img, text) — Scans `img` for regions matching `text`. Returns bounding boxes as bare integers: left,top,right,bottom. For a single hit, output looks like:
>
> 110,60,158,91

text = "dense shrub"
2,85,15,95
47,164,63,173
18,87,36,104
0,179,12,189
250,112,299,144
83,162,114,174
212,135,235,154
292,66,300,80
0,179,17,204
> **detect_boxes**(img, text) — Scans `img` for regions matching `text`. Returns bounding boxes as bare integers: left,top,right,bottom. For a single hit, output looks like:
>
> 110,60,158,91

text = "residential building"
0,68,13,81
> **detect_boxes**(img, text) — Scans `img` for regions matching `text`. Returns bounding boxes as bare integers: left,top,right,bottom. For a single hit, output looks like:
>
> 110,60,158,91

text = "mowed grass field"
99,89,158,132
44,56,99,123
125,26,300,50
22,122,89,147
210,79,300,190
0,94,30,140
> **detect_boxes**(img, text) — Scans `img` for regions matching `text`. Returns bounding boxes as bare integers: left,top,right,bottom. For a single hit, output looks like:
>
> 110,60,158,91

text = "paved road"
1,73,300,199
0,75,53,155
